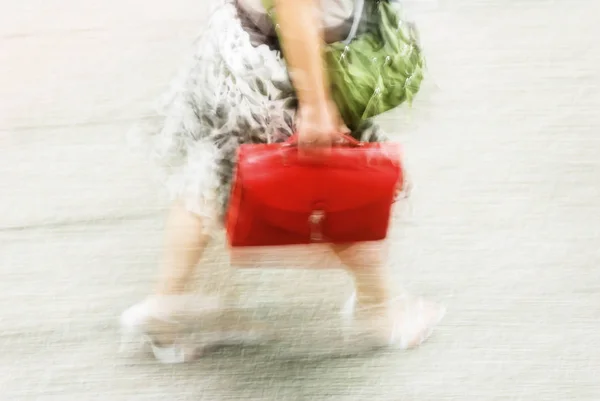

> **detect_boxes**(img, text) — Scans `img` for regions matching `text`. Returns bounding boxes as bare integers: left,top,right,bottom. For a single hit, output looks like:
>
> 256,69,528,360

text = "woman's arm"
273,0,331,108
273,0,348,149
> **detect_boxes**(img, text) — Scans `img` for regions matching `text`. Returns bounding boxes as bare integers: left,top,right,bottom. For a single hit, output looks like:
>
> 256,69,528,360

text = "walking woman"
122,0,445,363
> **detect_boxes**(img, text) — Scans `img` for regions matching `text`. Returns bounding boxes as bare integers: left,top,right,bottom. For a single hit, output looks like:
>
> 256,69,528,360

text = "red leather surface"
226,136,403,247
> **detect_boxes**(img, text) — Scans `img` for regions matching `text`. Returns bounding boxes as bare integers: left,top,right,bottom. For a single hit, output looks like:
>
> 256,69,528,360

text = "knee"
170,198,220,238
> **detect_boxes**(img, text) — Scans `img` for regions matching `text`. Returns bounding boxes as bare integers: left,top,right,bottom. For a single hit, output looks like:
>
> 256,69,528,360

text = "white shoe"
119,295,221,364
342,292,446,349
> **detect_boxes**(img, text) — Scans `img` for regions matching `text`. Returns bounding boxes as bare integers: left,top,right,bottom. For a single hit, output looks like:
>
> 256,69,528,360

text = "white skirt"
129,0,388,234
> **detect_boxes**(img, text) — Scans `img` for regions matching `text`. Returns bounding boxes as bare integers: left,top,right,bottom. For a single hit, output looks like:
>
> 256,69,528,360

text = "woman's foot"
342,292,446,349
119,294,222,364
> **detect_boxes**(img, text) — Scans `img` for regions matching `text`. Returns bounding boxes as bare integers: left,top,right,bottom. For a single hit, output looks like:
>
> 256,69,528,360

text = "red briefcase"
225,134,403,247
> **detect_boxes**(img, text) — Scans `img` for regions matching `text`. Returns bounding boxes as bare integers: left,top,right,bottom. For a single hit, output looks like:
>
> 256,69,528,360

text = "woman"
122,0,445,363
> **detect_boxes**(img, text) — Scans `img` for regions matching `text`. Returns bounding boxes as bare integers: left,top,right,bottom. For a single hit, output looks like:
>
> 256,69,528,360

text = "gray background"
1,0,599,400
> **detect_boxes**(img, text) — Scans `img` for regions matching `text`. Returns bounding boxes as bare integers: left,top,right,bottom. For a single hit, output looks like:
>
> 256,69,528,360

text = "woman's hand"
296,99,350,154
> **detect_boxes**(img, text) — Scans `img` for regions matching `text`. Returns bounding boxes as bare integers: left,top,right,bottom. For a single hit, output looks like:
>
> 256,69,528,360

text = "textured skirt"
129,0,389,234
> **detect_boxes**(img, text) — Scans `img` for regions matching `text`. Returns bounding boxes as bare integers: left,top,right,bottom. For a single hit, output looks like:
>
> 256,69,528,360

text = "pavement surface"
1,0,600,400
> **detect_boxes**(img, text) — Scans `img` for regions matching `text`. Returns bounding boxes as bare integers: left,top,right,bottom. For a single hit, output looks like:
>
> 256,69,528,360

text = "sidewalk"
1,1,599,400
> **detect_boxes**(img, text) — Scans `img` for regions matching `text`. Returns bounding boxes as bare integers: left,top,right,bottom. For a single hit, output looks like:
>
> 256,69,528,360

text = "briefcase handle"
283,133,363,148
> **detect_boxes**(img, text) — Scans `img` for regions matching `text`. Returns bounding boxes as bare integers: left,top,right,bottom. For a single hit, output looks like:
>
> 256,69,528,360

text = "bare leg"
121,201,266,362
156,201,210,295
332,242,445,349
332,242,392,306
120,201,223,363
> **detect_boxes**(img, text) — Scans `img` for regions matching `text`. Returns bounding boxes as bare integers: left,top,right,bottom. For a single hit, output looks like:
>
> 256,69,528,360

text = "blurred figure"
122,0,445,363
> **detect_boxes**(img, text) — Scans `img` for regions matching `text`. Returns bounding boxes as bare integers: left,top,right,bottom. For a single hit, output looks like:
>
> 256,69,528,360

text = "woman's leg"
333,243,392,306
120,201,226,363
329,120,443,348
120,0,299,362
156,200,210,295
332,242,445,349
122,198,266,363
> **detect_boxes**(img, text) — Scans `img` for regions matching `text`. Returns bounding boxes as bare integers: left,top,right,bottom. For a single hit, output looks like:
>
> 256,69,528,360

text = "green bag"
261,0,425,130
